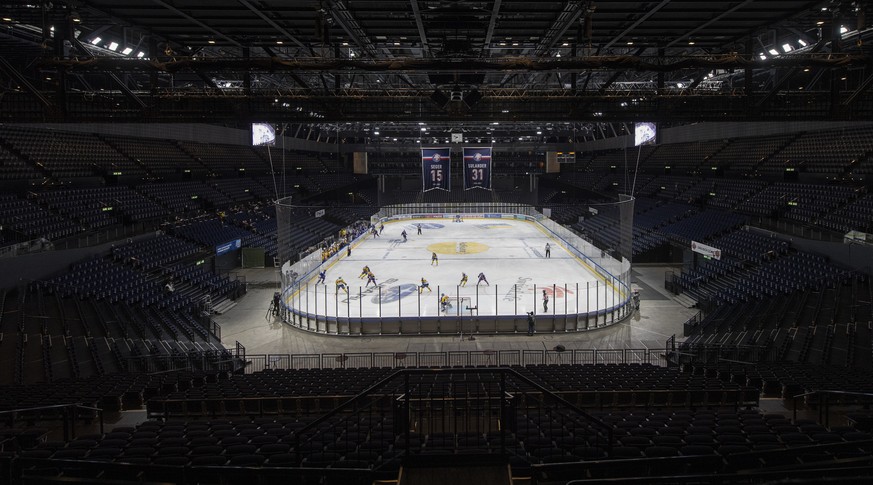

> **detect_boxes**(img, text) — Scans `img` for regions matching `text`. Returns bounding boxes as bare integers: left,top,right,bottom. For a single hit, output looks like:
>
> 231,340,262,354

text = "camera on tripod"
267,291,282,319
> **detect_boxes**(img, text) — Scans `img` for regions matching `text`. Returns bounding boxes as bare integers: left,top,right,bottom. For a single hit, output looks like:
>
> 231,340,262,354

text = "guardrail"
0,402,104,441
240,348,665,374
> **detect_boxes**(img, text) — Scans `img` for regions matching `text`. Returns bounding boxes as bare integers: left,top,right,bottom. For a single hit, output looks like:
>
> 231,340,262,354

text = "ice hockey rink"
283,217,625,320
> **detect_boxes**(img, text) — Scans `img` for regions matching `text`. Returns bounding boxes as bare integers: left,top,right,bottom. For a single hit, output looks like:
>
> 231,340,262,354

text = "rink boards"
280,213,632,335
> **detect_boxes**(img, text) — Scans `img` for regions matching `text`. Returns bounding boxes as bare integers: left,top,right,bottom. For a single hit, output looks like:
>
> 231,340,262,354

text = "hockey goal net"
442,296,475,315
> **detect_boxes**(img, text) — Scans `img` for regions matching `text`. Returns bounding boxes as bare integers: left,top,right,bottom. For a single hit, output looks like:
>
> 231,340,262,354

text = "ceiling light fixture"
108,42,119,51
122,47,133,55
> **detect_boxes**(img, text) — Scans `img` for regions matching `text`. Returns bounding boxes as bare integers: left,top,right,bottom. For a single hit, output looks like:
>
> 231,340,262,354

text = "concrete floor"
214,264,697,357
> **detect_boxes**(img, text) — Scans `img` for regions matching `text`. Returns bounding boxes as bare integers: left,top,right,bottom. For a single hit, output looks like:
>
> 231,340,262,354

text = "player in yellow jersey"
419,277,432,293
335,277,349,293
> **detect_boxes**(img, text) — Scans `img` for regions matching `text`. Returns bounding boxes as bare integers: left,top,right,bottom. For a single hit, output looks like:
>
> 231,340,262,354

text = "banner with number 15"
421,147,451,192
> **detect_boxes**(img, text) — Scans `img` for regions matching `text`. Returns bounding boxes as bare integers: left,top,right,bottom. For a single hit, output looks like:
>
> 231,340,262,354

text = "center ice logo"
427,241,489,255
537,287,575,298
372,283,418,304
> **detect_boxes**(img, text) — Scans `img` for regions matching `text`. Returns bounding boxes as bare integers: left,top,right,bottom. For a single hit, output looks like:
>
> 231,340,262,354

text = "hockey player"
431,252,439,266
379,223,385,234
335,277,349,294
317,269,326,284
477,272,489,286
417,223,422,235
401,230,407,242
542,290,549,312
440,293,450,312
359,265,371,279
545,243,551,258
459,272,468,287
365,272,378,287
419,277,432,293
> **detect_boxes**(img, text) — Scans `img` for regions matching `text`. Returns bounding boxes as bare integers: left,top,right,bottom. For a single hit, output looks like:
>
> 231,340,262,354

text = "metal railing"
673,342,768,367
123,343,247,374
240,348,665,374
792,390,873,427
0,403,104,441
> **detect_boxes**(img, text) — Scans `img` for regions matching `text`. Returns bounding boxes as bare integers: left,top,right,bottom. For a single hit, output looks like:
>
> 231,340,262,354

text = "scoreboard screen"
556,151,576,163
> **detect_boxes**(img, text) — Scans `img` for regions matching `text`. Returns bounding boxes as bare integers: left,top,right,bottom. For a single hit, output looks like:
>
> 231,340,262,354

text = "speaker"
463,89,483,108
430,89,450,108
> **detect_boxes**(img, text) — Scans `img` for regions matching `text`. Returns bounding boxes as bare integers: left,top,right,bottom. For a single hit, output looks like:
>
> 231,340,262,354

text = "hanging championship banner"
421,147,451,192
462,147,492,190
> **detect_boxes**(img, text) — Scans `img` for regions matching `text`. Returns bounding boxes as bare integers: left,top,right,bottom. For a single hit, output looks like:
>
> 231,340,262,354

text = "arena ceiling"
1,1,873,141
